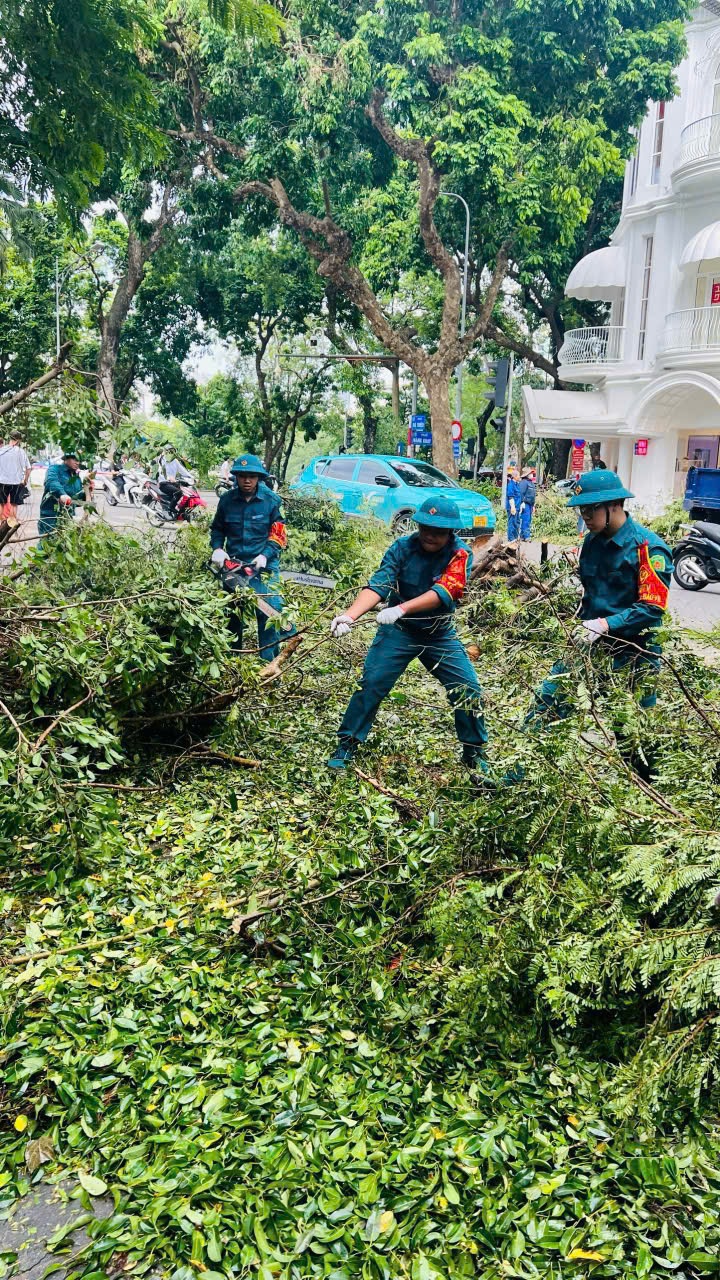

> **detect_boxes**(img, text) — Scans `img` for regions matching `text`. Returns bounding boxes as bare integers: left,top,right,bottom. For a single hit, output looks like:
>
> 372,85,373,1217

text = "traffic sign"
451,420,463,442
410,413,432,446
453,441,460,459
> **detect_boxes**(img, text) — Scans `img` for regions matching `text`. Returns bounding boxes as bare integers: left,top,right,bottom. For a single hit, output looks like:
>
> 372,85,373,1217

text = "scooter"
103,469,151,508
672,521,720,591
214,478,232,498
142,479,207,526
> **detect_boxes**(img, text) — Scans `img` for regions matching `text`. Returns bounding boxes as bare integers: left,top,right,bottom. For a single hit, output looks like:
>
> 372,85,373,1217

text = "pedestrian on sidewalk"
506,468,520,544
518,467,537,542
0,431,31,523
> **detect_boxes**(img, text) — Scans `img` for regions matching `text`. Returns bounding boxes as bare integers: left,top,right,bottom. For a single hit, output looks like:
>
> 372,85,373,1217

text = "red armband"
268,520,287,549
436,548,470,602
638,542,669,609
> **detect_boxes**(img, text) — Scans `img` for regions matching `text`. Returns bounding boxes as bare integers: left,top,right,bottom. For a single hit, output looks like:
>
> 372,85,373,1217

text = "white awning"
565,245,626,301
679,220,720,270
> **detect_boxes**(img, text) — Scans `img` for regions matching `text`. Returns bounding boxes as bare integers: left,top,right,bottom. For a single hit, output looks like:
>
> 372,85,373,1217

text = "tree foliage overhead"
0,0,161,207
160,0,690,469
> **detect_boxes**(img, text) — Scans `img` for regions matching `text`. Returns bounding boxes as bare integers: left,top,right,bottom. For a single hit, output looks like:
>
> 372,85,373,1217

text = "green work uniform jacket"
579,516,672,646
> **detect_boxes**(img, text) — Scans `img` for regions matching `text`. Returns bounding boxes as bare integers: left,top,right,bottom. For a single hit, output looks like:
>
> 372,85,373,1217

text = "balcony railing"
661,306,720,355
558,326,625,366
678,114,720,168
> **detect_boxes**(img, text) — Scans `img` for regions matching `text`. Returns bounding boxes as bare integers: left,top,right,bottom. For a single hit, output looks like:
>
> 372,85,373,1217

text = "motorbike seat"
693,521,720,545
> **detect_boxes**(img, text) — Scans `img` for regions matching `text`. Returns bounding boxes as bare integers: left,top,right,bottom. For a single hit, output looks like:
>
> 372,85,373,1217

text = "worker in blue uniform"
528,469,672,725
518,467,537,542
327,495,489,774
38,453,86,538
209,454,294,660
506,467,521,543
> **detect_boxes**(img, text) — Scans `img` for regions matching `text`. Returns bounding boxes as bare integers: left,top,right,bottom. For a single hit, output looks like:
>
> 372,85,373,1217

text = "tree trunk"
426,374,454,475
391,361,400,421
359,388,377,453
550,439,572,480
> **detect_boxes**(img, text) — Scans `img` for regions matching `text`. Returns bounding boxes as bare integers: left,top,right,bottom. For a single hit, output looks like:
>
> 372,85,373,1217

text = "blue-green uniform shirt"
210,482,287,568
579,516,672,646
367,532,473,632
39,463,85,515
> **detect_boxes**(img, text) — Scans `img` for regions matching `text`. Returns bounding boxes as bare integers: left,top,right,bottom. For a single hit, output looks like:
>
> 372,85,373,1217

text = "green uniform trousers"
339,623,487,749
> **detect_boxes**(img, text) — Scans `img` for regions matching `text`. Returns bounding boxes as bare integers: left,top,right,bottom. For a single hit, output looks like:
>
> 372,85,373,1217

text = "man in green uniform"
38,453,86,539
529,469,672,724
327,495,489,774
210,453,294,660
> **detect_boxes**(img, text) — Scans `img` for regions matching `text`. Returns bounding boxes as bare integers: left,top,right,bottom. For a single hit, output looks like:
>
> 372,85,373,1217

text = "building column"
629,433,676,514
617,438,634,486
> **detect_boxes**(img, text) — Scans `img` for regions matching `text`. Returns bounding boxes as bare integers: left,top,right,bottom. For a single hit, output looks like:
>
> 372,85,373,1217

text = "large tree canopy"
162,0,690,470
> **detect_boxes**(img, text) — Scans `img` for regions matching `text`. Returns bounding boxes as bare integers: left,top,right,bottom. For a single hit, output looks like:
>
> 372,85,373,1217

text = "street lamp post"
439,191,470,422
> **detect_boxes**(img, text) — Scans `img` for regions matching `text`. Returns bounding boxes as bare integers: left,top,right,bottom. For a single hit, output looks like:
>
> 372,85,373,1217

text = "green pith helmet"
230,453,269,478
414,495,463,529
566,469,634,507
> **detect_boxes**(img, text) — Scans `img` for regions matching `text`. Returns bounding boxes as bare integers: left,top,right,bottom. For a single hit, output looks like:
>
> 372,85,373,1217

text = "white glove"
330,614,354,638
251,554,267,571
376,604,406,626
509,501,516,516
574,619,608,647
211,548,228,567
59,494,73,507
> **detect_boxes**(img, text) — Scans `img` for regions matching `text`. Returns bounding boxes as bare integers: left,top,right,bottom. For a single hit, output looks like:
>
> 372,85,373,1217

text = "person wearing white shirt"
158,448,194,512
0,430,31,521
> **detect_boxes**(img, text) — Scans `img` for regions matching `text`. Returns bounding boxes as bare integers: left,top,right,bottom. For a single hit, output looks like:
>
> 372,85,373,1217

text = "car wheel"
392,510,416,537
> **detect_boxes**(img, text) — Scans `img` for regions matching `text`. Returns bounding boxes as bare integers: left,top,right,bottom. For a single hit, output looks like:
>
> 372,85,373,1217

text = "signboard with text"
634,438,649,456
571,439,586,474
410,413,432,446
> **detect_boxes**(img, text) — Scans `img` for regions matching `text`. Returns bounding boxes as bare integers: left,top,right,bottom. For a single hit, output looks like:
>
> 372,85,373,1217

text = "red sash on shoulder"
638,542,669,609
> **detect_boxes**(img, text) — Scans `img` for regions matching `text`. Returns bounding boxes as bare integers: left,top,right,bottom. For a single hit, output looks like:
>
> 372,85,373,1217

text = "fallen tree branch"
353,767,424,821
0,343,73,417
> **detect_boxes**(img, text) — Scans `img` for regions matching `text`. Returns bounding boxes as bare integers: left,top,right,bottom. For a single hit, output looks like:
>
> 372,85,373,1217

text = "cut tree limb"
0,343,73,417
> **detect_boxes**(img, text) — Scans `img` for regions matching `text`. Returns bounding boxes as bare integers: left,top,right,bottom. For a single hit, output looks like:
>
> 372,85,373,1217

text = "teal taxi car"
290,454,495,538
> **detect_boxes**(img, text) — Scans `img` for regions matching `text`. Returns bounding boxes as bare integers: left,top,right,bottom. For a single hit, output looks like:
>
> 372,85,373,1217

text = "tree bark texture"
95,190,177,427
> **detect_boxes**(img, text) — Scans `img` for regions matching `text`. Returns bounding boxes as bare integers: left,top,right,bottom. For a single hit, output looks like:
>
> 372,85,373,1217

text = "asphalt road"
5,487,720,635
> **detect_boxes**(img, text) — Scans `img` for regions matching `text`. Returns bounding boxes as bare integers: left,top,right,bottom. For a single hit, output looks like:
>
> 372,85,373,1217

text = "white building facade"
524,2,720,512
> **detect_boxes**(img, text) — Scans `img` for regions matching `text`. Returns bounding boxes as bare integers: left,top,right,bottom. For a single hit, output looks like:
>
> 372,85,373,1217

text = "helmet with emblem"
566,469,634,507
230,453,269,478
413,495,463,529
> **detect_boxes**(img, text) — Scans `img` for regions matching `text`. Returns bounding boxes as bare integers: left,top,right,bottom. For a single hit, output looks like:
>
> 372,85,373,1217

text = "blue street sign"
410,413,432,446
452,441,460,459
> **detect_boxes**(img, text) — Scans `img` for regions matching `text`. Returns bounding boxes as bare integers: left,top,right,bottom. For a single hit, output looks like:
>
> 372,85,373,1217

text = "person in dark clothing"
209,453,294,660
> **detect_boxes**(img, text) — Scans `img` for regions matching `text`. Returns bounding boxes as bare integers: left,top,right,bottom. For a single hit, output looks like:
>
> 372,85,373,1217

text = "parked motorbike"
142,478,207,526
103,469,150,508
672,521,720,591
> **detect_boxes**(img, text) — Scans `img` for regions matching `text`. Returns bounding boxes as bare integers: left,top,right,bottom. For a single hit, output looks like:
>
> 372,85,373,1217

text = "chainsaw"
214,560,335,622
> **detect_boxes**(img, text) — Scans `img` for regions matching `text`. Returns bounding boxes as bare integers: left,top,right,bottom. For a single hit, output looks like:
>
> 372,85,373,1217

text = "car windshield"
390,461,459,489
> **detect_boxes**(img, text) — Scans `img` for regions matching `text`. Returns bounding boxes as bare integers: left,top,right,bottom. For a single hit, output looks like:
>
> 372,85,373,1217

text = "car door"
314,456,359,515
350,459,399,523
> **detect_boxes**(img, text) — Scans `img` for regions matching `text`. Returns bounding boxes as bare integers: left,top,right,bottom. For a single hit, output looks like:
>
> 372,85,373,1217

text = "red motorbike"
142,479,207,526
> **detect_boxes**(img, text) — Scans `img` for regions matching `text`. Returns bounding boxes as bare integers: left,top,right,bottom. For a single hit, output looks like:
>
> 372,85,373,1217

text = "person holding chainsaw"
209,453,294,660
327,495,489,777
